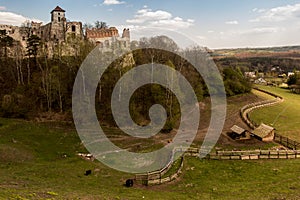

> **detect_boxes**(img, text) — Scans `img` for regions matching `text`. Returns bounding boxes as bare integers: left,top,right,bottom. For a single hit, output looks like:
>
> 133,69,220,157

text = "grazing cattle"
84,170,92,176
125,179,134,187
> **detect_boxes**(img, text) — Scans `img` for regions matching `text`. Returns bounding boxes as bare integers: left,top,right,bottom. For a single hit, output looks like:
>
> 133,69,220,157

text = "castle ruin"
0,6,130,54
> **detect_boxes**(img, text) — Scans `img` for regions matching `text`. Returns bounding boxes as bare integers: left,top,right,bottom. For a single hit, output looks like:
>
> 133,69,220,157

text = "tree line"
0,33,251,131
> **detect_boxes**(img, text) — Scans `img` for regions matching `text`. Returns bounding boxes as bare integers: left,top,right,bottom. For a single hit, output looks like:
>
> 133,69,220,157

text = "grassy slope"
250,85,300,142
0,118,300,199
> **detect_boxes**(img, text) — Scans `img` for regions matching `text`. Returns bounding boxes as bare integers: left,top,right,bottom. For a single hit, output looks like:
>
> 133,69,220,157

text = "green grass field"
1,118,300,199
250,85,300,142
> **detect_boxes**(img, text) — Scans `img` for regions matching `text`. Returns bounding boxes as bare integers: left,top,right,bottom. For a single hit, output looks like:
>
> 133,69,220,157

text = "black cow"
125,179,134,187
84,170,92,176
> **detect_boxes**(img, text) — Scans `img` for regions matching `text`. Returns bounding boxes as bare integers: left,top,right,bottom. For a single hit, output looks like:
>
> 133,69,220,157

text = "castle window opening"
58,17,61,22
72,25,76,32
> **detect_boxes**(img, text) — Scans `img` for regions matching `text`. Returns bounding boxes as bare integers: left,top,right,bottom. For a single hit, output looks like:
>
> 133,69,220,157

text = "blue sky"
0,0,300,48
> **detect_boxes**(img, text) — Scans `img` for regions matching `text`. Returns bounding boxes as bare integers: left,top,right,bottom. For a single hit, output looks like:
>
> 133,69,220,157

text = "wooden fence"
240,88,283,129
147,157,184,185
135,156,184,186
134,147,200,185
240,98,283,129
209,149,300,160
134,147,300,186
274,133,300,150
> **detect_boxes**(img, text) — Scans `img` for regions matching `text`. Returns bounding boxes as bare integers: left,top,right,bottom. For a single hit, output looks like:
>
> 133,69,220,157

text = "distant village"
244,68,300,94
0,6,130,56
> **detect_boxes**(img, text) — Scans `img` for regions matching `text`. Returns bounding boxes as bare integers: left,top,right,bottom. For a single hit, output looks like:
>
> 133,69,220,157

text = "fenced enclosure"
134,146,300,185
134,147,200,185
209,149,300,160
274,133,300,150
135,156,184,186
240,87,283,129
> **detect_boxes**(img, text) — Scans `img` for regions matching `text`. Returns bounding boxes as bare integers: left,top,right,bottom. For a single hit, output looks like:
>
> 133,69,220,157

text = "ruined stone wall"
49,21,66,42
31,22,42,36
0,24,17,35
122,28,130,39
40,23,51,41
86,27,119,39
0,25,29,47
66,22,83,39
86,27,130,49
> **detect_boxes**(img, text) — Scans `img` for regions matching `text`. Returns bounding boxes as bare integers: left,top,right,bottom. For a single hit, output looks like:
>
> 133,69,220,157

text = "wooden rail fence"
209,149,300,160
134,146,300,185
274,133,300,150
240,87,284,129
134,147,200,185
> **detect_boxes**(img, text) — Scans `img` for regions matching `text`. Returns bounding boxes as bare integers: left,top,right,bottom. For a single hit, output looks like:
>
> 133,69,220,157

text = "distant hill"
212,45,300,59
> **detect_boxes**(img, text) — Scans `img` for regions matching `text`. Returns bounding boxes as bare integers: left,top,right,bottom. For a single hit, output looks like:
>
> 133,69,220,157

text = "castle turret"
122,28,130,39
49,6,66,41
51,6,66,23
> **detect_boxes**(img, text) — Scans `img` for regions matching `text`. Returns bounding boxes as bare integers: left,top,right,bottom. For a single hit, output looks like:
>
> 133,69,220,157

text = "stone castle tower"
38,6,83,42
49,6,66,41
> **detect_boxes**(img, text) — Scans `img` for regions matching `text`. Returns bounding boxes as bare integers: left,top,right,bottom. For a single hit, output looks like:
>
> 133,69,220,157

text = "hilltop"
212,45,300,59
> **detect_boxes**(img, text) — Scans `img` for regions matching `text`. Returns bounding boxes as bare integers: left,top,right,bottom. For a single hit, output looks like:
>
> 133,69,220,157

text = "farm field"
1,115,300,199
250,85,300,142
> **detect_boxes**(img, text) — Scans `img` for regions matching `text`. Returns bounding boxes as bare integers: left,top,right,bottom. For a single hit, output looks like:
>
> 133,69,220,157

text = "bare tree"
13,42,25,85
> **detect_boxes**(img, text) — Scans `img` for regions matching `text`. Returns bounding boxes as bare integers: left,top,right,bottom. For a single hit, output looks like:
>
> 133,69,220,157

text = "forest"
0,32,251,131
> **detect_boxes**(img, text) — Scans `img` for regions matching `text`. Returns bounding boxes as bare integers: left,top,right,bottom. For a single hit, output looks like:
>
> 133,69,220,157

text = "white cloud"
127,8,172,24
221,27,285,37
225,20,239,25
252,8,266,13
0,11,43,26
126,7,194,30
250,3,300,22
103,0,125,5
242,27,285,35
0,6,6,11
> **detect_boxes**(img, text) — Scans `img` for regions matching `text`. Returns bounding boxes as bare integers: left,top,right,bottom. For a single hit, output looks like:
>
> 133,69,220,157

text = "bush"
1,93,29,118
